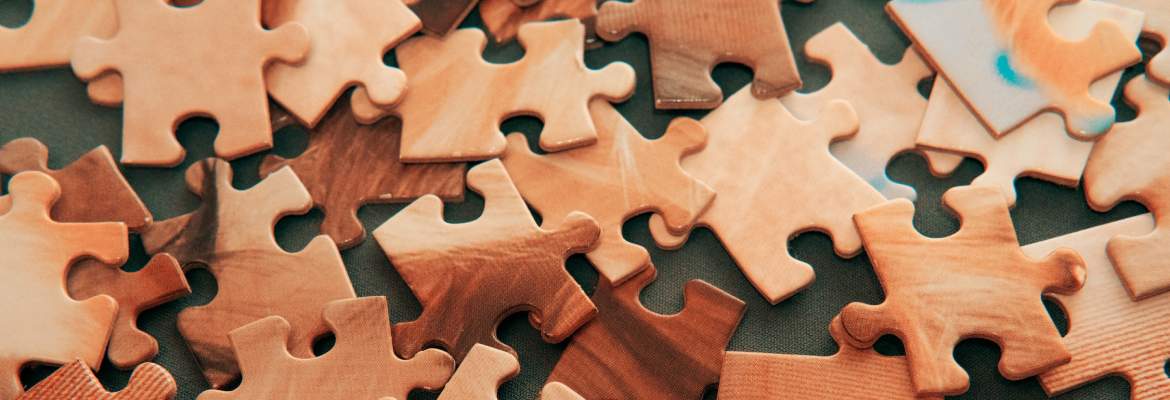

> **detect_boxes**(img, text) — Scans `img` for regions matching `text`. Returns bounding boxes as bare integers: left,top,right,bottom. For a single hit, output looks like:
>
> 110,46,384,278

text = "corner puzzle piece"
888,0,1140,137
263,0,420,127
720,317,937,400
259,101,466,250
1109,0,1170,85
0,172,127,398
70,0,310,167
480,0,596,44
540,383,584,400
373,160,599,362
595,0,801,109
0,1,116,72
915,1,1140,206
140,159,356,388
502,99,713,285
546,266,745,399
405,0,478,36
648,89,885,304
197,297,453,400
436,344,518,400
1083,75,1170,301
17,360,176,400
68,254,190,370
779,23,963,201
351,20,634,162
1023,215,1170,399
838,186,1086,396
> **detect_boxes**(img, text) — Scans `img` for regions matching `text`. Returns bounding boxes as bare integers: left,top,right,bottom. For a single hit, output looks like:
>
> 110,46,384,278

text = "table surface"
0,1,1151,399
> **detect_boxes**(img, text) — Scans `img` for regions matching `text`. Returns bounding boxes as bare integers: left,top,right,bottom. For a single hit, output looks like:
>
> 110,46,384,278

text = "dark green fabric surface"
0,0,1154,399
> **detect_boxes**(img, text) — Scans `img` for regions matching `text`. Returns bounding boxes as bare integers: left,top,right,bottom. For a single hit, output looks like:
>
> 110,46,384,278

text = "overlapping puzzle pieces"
405,0,478,36
479,0,596,44
1109,0,1170,85
436,344,518,400
0,0,117,72
17,360,177,400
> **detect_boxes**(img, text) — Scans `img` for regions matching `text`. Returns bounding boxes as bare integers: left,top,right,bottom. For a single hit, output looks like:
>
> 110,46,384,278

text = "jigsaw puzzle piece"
540,383,584,400
0,0,116,72
405,0,478,36
436,345,518,400
479,0,596,44
17,360,176,400
1109,0,1170,85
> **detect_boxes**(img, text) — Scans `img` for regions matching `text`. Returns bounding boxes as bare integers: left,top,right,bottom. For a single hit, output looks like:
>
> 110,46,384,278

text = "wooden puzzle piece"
17,360,176,400
140,159,357,388
479,0,596,44
838,186,1086,396
887,0,1141,137
546,266,745,399
373,160,599,362
915,1,1140,206
1021,214,1170,399
779,23,963,201
1108,0,1170,85
0,172,127,398
436,344,518,400
0,1,116,72
351,20,634,162
502,99,714,286
70,0,310,167
647,88,885,304
540,383,584,400
262,0,420,127
405,0,478,36
197,297,453,400
595,0,802,109
259,101,466,250
1083,75,1170,301
719,317,936,400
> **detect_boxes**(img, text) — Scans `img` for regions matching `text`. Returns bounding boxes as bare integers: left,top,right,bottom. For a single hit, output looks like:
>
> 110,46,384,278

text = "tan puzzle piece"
479,0,596,44
540,383,584,400
436,344,518,400
502,99,713,286
779,23,963,201
197,297,453,400
351,20,634,162
404,0,478,36
1108,0,1170,85
373,160,599,362
839,186,1086,396
70,0,309,167
263,0,420,127
1083,75,1170,301
0,0,115,72
1022,214,1170,399
595,0,801,109
259,101,466,250
140,159,356,388
0,172,127,398
17,360,176,400
647,88,885,304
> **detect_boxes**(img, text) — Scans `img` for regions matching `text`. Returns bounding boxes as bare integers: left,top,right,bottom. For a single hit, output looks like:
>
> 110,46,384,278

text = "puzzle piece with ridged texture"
839,186,1086,396
0,172,127,398
17,360,176,400
1108,0,1170,85
140,159,356,388
647,89,885,304
887,0,1141,137
351,20,634,162
595,0,801,109
502,99,713,285
546,266,745,399
779,23,963,201
197,297,453,400
479,0,596,44
374,160,599,362
70,0,309,167
436,344,518,400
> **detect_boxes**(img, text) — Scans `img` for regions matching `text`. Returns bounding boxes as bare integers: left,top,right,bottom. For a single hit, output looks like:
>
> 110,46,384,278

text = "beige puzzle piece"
648,88,885,304
436,344,519,400
1108,0,1170,85
540,383,585,400
0,0,116,72
479,0,596,44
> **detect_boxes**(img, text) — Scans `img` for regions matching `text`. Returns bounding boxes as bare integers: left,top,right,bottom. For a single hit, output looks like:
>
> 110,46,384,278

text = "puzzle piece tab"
436,344,518,400
479,0,596,44
17,360,176,400
1108,0,1170,85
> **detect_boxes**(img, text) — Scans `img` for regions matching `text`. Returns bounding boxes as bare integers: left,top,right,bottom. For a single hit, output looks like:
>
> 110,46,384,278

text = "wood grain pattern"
259,101,466,250
479,0,596,44
0,172,127,398
0,0,116,72
838,186,1086,397
373,160,599,362
405,0,478,36
436,344,518,400
351,20,634,162
546,266,745,399
17,360,176,400
1083,75,1170,301
197,297,453,400
71,0,310,167
595,0,801,109
540,382,584,400
140,159,357,388
1108,0,1170,85
1023,215,1170,399
779,23,962,201
646,89,884,304
502,99,713,286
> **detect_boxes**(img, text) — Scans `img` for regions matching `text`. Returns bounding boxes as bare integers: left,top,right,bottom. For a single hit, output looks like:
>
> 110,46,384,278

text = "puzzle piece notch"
373,160,598,362
647,89,884,304
435,344,518,400
17,360,176,400
545,265,745,399
1105,0,1170,85
479,0,596,44
503,98,712,285
140,159,356,388
70,0,310,167
595,0,802,109
0,1,117,72
838,186,1086,396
